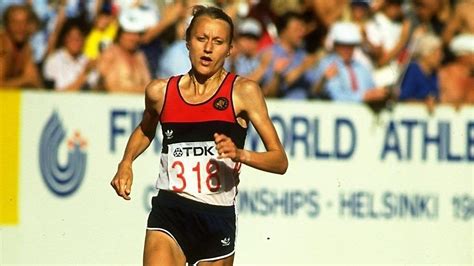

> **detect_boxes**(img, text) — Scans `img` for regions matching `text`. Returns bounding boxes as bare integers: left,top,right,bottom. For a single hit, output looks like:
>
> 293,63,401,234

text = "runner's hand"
214,133,242,162
111,163,133,200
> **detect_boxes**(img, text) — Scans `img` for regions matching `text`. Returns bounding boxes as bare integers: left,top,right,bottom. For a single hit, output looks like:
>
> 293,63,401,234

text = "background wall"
1,90,473,265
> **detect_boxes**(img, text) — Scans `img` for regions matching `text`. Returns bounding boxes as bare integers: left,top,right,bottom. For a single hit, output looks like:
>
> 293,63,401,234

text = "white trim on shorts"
146,227,184,254
192,250,236,266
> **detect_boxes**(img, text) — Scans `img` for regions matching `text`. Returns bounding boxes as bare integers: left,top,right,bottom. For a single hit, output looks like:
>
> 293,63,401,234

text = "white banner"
1,91,472,265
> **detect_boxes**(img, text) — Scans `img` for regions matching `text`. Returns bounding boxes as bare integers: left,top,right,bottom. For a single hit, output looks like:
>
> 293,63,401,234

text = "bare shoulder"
233,75,264,100
145,78,171,114
233,75,267,115
145,78,169,101
0,31,11,55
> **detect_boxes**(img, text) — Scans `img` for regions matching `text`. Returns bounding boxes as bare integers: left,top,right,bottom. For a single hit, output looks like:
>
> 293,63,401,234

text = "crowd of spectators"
0,0,473,110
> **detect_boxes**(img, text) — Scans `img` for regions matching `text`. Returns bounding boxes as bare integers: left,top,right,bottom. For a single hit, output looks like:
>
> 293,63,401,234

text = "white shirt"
43,49,98,91
366,12,402,51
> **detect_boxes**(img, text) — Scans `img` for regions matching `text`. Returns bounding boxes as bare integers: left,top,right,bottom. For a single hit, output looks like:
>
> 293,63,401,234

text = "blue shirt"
399,62,439,101
232,55,261,78
308,53,375,102
262,43,313,100
156,40,191,78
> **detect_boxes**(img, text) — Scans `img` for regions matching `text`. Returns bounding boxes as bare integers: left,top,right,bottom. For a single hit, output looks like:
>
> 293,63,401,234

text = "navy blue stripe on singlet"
161,120,247,154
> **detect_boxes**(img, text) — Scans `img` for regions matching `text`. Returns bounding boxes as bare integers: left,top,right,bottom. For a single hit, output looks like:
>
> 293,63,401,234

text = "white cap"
238,18,262,37
450,34,474,56
330,22,362,45
118,7,157,33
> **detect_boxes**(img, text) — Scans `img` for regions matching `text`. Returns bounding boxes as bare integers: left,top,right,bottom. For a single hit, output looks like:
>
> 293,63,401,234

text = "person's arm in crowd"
378,19,411,66
311,62,337,97
360,26,383,62
245,50,272,84
93,0,105,17
362,87,389,102
311,0,346,27
262,56,291,97
61,60,97,91
140,2,185,44
441,2,462,45
284,53,319,85
45,5,67,57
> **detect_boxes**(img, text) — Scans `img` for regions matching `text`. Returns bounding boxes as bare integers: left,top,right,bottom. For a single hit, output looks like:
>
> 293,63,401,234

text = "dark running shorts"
147,190,236,265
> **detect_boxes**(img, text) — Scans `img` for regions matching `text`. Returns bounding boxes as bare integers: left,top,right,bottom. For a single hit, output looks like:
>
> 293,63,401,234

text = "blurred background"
0,0,472,107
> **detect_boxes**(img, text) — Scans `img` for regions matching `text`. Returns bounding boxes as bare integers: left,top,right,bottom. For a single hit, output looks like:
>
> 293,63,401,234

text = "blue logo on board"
39,112,87,196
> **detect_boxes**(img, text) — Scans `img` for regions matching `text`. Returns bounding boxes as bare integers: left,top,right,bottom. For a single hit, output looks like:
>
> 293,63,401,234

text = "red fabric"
160,73,237,123
346,64,359,92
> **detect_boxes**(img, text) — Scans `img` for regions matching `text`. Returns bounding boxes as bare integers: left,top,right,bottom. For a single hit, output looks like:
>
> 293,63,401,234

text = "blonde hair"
412,33,442,59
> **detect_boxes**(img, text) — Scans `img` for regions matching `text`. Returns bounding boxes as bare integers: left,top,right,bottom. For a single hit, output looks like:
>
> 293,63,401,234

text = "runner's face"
187,16,232,77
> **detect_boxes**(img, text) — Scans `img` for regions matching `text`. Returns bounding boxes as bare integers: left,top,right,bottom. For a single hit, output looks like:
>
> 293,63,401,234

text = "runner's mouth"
200,56,212,62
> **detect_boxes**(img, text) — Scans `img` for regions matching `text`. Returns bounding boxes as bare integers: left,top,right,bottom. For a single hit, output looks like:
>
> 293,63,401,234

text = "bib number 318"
170,160,221,193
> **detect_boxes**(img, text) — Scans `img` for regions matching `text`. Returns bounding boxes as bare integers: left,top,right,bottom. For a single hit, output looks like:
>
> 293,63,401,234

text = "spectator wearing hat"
97,10,151,93
439,34,474,107
261,11,316,99
326,0,380,71
309,22,388,102
227,18,271,84
0,4,43,89
399,33,443,112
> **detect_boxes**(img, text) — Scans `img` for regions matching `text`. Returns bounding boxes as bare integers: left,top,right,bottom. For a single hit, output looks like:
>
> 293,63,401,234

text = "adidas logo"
221,237,231,247
165,129,173,139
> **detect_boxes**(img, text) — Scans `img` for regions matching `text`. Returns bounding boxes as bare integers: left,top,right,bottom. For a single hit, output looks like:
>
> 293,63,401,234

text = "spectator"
309,22,388,102
247,0,279,50
83,7,118,60
156,16,191,78
97,10,151,93
43,19,98,91
367,0,411,87
138,1,186,78
262,11,315,99
0,0,56,63
0,4,43,88
307,0,348,28
227,18,271,84
408,0,450,37
442,0,474,45
439,34,474,107
326,0,381,71
399,34,443,111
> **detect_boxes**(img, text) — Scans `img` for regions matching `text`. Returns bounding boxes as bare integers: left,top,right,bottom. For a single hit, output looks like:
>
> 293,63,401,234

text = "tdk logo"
173,146,215,157
39,112,87,197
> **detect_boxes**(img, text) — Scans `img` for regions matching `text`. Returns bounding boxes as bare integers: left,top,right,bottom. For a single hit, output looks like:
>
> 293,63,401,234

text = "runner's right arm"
110,79,167,200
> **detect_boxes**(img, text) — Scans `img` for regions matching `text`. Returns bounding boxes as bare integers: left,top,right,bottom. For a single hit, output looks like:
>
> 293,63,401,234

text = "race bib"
167,141,241,194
